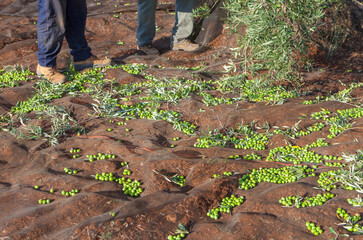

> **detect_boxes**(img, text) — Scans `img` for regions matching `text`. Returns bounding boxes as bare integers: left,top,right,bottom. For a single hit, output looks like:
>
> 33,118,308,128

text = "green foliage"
167,223,189,240
12,68,105,113
310,107,362,139
336,208,363,233
0,66,33,88
3,106,83,146
223,0,339,80
347,195,363,207
317,157,363,192
207,195,245,219
266,145,337,164
312,0,352,59
142,76,209,105
217,74,300,104
112,63,148,75
239,166,315,190
279,192,334,208
193,3,211,19
194,123,269,150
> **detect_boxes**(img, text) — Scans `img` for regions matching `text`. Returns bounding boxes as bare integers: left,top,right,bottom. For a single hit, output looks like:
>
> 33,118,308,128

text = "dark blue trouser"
37,0,92,67
137,0,195,46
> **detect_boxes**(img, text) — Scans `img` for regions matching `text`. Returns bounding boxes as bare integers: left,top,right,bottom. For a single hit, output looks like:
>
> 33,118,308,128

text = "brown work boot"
171,39,200,52
36,64,66,84
137,45,160,55
74,55,112,71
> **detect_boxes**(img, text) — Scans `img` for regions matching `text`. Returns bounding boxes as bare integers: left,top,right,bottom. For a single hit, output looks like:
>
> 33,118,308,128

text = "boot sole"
171,46,200,52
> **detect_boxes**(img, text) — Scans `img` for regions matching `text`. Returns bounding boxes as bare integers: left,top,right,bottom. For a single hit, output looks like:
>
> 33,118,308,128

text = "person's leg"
136,0,157,46
36,0,67,84
172,0,195,44
37,0,67,67
64,0,92,62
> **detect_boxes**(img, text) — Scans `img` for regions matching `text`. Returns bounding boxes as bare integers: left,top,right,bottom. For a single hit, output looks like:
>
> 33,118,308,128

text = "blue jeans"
137,0,195,46
37,0,92,67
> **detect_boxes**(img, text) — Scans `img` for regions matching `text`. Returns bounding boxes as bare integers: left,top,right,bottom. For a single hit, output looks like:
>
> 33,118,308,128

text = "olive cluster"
305,139,329,149
194,132,228,148
117,121,126,126
323,155,342,161
64,168,78,175
307,122,326,132
207,195,245,219
11,69,104,113
142,75,208,106
302,99,319,105
317,170,338,191
273,129,288,135
228,153,261,160
325,162,346,167
318,170,356,191
240,79,298,103
120,161,128,166
137,106,196,134
200,92,233,107
167,233,186,240
327,118,352,139
166,223,189,240
279,193,334,208
336,208,362,232
311,108,331,120
244,153,262,160
346,224,363,233
267,145,324,164
336,208,361,223
12,100,49,113
305,222,323,235
337,107,363,119
86,153,116,162
95,173,143,197
123,169,132,175
195,126,268,150
95,172,117,181
61,189,79,196
235,125,268,150
291,122,326,137
324,108,363,139
120,63,148,75
212,172,232,178
38,199,51,204
234,134,268,150
121,179,142,197
347,196,363,207
69,148,81,153
0,68,33,88
173,120,196,135
171,175,185,187
302,96,325,105
239,166,315,190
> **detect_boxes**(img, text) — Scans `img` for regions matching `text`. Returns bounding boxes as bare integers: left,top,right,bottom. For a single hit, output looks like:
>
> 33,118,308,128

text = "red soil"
0,1,362,240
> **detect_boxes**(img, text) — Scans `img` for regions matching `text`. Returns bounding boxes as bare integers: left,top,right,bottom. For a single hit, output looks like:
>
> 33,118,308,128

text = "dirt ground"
0,1,362,240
